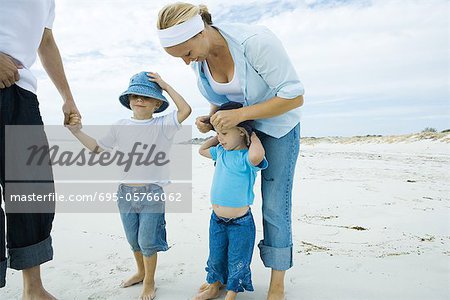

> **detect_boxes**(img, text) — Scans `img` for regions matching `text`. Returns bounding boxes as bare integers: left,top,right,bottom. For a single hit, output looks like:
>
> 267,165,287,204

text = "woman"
157,3,304,300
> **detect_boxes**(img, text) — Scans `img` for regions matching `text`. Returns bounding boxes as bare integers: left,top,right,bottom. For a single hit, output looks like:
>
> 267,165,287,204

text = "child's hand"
250,132,260,143
66,113,82,133
248,132,265,166
147,72,169,91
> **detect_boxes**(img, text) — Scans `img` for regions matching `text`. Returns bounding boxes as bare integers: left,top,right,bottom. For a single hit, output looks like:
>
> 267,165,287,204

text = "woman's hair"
157,2,212,30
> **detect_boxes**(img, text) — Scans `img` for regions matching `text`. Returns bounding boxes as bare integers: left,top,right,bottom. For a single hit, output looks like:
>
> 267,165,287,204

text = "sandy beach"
2,133,449,299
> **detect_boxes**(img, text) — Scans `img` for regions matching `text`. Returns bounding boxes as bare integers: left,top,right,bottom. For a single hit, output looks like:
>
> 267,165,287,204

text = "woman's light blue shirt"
192,23,304,138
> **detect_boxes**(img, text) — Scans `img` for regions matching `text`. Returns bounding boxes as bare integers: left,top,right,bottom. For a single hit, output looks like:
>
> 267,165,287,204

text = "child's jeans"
206,209,255,293
117,183,169,257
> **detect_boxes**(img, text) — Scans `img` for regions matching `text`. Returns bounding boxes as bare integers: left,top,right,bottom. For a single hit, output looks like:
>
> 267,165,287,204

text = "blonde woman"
157,3,304,300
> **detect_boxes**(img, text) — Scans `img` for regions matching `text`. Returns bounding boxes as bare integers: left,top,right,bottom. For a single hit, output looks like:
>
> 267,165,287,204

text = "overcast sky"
33,0,449,137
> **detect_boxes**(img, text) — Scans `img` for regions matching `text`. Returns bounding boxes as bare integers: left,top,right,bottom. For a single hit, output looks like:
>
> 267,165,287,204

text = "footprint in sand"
176,262,186,276
107,252,119,260
116,265,131,272
88,289,122,300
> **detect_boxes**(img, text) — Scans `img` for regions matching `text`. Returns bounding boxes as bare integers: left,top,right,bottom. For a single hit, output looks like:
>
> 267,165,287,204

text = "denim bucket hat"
119,71,169,113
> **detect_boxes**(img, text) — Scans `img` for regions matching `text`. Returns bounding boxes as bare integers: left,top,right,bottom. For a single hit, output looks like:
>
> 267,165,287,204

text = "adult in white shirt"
0,1,80,299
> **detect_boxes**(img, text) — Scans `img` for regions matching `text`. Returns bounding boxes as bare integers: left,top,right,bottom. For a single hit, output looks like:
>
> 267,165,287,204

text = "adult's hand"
195,115,213,133
62,100,81,126
0,52,22,89
65,113,82,133
210,109,243,131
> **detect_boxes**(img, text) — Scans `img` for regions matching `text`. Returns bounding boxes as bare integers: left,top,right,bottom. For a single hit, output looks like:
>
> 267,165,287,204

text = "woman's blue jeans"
255,123,300,271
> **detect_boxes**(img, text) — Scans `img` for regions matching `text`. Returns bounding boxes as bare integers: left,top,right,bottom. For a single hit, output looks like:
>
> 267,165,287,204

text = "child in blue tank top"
197,102,268,300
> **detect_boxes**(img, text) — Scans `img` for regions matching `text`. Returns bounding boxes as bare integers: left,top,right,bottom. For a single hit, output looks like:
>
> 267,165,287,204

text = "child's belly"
212,204,249,218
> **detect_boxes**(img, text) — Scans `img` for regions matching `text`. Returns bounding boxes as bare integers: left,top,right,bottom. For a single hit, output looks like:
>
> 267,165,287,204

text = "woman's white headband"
157,14,205,47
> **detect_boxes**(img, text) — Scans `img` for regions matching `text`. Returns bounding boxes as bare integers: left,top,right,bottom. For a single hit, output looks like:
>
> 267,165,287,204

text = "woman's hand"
147,72,169,91
210,109,243,130
195,115,213,133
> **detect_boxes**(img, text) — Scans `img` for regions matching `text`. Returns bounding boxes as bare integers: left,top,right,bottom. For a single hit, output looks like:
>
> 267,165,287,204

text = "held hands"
0,52,23,89
147,72,169,91
63,100,81,126
66,113,82,134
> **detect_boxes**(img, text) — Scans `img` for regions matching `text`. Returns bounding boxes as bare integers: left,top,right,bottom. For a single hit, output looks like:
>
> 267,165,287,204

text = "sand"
1,134,449,299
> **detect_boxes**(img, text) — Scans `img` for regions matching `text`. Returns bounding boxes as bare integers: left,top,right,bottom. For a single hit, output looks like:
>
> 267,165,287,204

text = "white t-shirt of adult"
97,111,182,185
0,0,56,94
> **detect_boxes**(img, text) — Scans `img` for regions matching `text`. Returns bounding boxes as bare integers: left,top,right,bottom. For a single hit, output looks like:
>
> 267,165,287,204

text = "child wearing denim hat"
196,101,268,300
67,71,191,300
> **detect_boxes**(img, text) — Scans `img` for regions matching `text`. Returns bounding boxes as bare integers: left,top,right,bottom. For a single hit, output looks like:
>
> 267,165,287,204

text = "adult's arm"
38,28,81,125
210,94,304,130
211,28,304,129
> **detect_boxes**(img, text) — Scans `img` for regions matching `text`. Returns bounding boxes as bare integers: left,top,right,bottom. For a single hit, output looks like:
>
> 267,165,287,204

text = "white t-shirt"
0,0,56,94
203,60,245,104
97,111,182,184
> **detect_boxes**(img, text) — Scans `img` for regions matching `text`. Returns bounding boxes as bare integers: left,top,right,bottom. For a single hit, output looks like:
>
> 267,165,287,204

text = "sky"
33,0,449,137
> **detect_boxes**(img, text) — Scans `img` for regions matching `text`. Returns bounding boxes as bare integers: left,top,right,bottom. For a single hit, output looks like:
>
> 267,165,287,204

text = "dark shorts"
0,85,54,288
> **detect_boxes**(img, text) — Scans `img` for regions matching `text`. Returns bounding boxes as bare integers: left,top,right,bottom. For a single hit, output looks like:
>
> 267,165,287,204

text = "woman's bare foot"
120,272,145,288
267,269,286,300
139,279,156,300
193,281,221,300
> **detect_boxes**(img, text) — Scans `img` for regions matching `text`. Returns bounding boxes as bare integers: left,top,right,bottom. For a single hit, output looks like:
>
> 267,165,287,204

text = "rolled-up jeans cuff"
0,259,6,288
258,240,293,270
8,236,53,270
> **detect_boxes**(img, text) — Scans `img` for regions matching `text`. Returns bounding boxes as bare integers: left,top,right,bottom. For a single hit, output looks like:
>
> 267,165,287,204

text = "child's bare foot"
198,282,208,292
120,272,145,288
139,280,156,300
193,281,221,300
225,290,237,300
198,282,225,292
